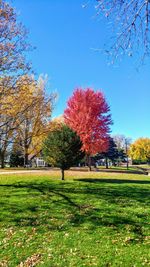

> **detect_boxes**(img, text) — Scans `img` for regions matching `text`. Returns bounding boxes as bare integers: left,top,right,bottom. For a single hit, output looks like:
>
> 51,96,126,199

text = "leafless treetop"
95,0,150,63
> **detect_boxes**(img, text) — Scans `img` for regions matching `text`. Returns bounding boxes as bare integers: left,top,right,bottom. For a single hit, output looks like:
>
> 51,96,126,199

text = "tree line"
43,92,150,179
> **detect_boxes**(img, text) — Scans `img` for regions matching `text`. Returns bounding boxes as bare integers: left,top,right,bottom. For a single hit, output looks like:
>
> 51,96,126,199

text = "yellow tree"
13,75,55,166
0,77,20,168
0,0,33,167
0,0,36,167
129,138,150,163
0,120,14,168
0,0,31,122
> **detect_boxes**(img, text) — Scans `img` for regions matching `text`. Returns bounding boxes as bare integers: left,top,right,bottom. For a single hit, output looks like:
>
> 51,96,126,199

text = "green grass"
0,171,150,267
135,164,150,169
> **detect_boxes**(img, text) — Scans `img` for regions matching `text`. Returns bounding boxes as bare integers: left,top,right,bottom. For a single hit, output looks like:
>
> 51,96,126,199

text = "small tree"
43,125,85,180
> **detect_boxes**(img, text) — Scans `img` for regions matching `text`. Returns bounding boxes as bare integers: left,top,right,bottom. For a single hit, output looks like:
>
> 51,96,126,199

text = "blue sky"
11,0,150,140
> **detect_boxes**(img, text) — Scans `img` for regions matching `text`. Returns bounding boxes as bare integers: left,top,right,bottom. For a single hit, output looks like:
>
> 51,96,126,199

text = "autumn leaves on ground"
0,170,150,267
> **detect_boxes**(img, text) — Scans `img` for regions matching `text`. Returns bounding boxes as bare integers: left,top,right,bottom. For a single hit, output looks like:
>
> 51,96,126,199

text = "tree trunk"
126,155,129,170
125,139,129,170
24,147,29,167
105,157,109,169
61,169,65,180
87,154,92,171
1,153,5,169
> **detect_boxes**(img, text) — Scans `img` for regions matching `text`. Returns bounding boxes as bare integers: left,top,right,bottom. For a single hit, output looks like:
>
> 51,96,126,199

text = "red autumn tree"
64,88,112,170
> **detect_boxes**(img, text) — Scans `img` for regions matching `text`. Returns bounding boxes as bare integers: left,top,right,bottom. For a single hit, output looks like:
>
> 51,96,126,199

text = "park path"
0,170,50,175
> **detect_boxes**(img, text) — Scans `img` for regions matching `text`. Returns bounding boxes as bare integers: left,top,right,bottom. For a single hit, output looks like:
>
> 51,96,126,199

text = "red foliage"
64,88,112,156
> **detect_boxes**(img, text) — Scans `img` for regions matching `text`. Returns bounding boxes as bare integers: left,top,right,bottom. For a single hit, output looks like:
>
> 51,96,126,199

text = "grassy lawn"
0,171,150,267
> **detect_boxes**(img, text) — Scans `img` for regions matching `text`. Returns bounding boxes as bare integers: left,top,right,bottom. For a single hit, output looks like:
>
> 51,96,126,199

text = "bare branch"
94,0,150,63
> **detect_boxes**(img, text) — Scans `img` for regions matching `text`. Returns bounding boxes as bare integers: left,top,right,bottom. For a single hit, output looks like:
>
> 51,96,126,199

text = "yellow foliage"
14,75,55,160
129,138,150,162
0,74,56,165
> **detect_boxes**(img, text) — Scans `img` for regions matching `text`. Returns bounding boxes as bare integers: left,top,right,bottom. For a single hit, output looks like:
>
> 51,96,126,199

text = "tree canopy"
43,124,85,180
0,0,30,76
64,87,112,170
14,75,55,166
64,88,111,155
0,74,55,168
129,138,150,163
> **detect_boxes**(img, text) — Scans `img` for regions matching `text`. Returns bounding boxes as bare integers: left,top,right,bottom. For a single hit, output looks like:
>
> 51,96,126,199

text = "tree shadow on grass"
71,167,146,175
95,169,146,175
0,180,149,234
77,178,150,184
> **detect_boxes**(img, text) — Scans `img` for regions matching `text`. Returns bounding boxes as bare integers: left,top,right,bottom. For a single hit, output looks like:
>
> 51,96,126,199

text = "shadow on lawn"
0,179,149,233
95,169,146,175
71,167,146,175
77,178,150,184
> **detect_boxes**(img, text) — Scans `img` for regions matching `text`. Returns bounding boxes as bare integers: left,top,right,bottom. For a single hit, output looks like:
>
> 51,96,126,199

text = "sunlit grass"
0,170,150,266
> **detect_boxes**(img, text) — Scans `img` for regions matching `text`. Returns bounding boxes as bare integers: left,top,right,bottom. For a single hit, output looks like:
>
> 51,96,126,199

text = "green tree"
43,125,85,180
98,137,120,169
10,150,24,167
94,137,126,168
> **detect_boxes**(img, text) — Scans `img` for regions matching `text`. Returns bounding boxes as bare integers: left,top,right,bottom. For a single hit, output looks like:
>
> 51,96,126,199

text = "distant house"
32,157,46,167
29,152,47,167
